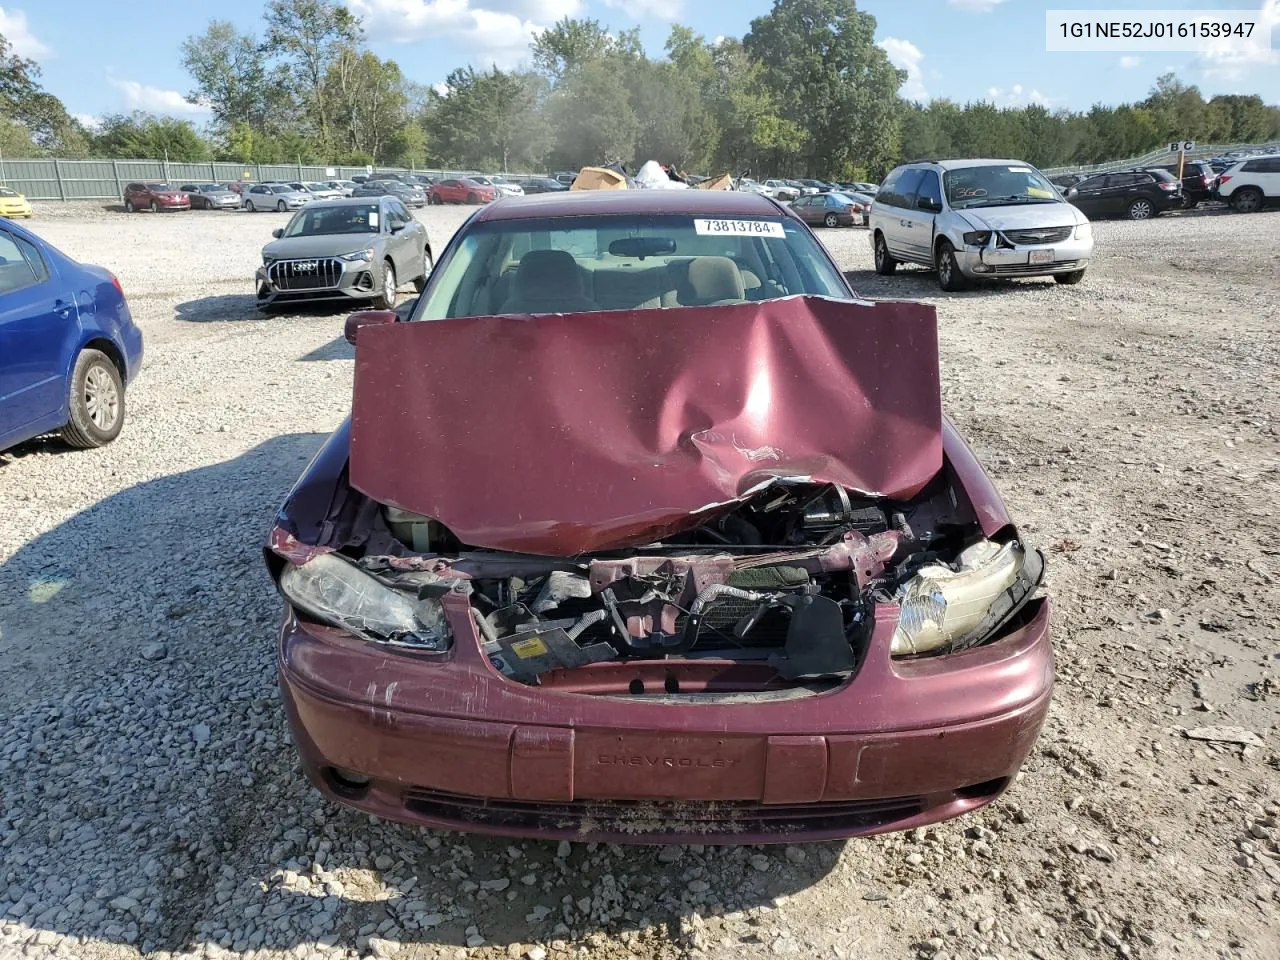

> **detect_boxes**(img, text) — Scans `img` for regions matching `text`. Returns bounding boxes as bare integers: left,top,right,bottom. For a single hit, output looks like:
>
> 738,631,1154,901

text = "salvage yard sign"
1168,140,1195,153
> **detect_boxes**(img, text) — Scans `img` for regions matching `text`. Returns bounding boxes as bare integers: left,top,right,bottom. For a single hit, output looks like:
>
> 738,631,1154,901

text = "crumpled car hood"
349,296,941,556
958,203,1082,231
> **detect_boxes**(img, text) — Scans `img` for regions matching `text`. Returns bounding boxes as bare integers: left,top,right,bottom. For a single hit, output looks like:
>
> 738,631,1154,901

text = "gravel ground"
1,200,1278,960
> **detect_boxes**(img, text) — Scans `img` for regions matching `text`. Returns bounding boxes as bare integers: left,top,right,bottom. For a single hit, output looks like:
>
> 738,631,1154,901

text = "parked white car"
1216,154,1280,213
868,158,1094,291
475,175,524,198
761,179,801,201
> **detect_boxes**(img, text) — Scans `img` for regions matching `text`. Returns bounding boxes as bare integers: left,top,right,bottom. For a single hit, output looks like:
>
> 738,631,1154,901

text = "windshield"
305,182,329,191
943,165,1060,208
146,183,175,191
282,203,380,237
268,185,294,194
415,213,850,321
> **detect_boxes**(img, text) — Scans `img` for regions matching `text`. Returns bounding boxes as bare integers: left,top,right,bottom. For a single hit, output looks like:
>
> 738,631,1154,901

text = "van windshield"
943,165,1060,208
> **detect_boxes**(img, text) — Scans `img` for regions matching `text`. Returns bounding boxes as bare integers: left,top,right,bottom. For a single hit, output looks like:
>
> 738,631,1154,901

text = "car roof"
295,196,389,208
901,158,1039,172
472,189,786,223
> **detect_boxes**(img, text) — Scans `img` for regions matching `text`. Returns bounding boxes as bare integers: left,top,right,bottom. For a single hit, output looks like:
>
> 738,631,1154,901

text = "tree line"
2,0,1278,178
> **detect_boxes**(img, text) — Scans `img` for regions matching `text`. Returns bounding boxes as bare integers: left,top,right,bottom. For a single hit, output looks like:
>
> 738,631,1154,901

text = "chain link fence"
0,158,541,201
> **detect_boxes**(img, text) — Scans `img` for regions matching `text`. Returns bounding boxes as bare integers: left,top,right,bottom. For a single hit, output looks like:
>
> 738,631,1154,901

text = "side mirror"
917,196,942,213
272,228,284,238
344,309,398,345
390,222,405,233
1066,187,1079,200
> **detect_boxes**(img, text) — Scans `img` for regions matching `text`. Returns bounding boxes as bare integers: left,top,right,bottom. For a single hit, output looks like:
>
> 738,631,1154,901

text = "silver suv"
868,159,1094,290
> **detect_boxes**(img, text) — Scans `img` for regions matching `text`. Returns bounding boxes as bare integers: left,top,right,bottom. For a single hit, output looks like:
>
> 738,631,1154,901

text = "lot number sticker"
694,219,785,238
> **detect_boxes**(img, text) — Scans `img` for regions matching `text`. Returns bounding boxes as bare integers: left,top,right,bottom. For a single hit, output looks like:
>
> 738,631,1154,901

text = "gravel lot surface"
2,200,1278,960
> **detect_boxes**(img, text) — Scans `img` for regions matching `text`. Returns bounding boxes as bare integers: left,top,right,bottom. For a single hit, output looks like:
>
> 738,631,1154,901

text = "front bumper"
956,234,1093,278
278,596,1053,844
255,258,384,306
0,202,33,218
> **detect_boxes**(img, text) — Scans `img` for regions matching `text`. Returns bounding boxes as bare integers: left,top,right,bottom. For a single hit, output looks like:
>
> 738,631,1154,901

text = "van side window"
914,171,942,210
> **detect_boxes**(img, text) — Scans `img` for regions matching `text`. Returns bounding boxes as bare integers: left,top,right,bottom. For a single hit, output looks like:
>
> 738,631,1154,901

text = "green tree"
263,0,361,152
92,112,211,161
180,21,281,131
531,17,617,79
427,67,550,170
0,33,86,155
546,59,640,168
328,48,410,161
744,0,905,177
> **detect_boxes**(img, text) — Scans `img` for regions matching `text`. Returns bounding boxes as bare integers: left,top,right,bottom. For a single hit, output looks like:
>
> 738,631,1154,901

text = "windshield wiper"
963,195,1057,207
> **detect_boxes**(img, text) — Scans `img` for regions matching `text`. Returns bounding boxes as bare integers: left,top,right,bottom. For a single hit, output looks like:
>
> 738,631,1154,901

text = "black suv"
1145,161,1218,206
1067,169,1182,221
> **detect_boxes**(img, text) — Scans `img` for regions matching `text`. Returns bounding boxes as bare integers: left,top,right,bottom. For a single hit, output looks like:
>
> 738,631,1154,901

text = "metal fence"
1042,141,1280,177
0,157,539,201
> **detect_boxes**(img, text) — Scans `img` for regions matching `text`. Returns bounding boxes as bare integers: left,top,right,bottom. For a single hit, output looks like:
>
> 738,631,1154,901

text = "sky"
2,0,1277,128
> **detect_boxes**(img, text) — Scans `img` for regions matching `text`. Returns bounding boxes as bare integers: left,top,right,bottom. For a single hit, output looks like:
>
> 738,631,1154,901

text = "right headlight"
1075,222,1093,241
890,540,1044,656
962,231,992,246
279,552,451,651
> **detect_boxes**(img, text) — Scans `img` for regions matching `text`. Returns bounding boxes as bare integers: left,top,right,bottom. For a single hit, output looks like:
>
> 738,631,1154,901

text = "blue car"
0,220,142,452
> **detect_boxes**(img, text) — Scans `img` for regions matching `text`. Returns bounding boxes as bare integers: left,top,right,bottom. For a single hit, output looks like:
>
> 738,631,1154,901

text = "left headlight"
339,248,375,262
890,540,1043,656
279,552,452,651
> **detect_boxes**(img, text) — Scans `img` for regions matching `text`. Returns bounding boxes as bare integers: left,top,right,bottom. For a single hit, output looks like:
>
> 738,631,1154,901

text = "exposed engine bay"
329,476,1046,688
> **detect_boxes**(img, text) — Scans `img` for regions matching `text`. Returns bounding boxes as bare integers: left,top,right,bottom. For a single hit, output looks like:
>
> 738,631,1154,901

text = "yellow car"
0,186,33,218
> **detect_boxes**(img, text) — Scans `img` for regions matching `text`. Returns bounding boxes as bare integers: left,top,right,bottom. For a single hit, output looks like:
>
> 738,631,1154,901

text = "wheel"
372,260,396,309
150,200,159,213
246,200,256,212
1231,187,1264,213
61,349,125,448
124,199,135,213
1054,269,1087,285
277,200,287,212
935,240,967,291
429,193,442,205
823,212,839,227
467,192,478,204
412,247,434,293
873,233,896,275
1127,198,1153,220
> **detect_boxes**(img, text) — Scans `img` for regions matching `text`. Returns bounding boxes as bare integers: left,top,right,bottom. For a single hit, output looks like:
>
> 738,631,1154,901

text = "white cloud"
347,0,542,65
602,0,682,20
1118,55,1142,69
948,0,1008,11
72,113,102,131
0,7,52,60
432,81,451,96
712,35,725,46
1195,0,1279,80
108,77,209,116
878,36,927,102
986,84,1051,107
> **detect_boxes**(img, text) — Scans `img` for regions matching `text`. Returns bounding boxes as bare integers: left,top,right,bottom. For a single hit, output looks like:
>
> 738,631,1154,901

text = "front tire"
61,349,125,448
412,247,433,293
1231,187,1264,213
246,200,256,212
1054,268,1086,285
935,240,967,291
429,193,442,205
467,192,478,204
1127,198,1153,220
150,200,159,213
873,233,897,275
823,212,839,227
124,199,135,213
372,260,397,309
277,200,287,212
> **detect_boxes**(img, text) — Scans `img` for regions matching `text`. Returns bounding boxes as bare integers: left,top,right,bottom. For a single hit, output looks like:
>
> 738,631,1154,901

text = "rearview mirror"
608,236,676,259
272,228,283,238
344,309,398,345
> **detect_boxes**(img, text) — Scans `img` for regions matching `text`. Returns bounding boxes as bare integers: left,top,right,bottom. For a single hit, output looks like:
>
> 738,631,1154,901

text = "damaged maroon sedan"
265,190,1052,844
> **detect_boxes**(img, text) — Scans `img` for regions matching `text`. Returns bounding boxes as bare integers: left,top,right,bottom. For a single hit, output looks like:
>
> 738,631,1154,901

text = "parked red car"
428,178,497,205
266,190,1052,845
123,182,190,213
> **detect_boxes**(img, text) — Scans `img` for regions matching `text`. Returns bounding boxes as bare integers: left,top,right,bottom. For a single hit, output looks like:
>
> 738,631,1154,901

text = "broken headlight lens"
279,552,451,651
961,231,991,246
890,540,1035,656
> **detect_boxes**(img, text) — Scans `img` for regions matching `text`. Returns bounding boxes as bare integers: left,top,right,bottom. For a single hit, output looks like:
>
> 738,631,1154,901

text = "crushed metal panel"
349,296,942,555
